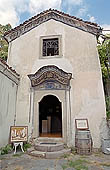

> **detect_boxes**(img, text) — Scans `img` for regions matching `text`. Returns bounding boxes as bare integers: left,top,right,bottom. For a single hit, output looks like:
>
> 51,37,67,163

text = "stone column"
29,87,34,139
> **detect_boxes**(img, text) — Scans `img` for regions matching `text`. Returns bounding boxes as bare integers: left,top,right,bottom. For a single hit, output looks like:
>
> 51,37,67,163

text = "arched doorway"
39,95,62,137
28,65,72,141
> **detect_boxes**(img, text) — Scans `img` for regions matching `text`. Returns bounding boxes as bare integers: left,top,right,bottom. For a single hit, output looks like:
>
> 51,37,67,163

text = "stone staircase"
27,138,71,159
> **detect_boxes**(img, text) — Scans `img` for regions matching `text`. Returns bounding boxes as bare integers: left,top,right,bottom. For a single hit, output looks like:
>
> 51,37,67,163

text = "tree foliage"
98,34,110,119
98,35,110,80
0,24,12,61
98,35,110,96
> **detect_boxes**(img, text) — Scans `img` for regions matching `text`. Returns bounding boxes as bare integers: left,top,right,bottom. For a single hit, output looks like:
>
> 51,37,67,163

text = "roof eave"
4,9,102,43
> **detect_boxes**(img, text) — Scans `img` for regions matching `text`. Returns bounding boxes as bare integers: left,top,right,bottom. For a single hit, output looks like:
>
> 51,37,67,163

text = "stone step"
34,137,63,144
34,142,64,152
28,150,46,158
46,148,71,159
28,148,71,159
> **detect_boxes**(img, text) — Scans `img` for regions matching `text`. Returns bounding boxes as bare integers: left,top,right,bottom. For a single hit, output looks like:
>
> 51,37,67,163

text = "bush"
23,143,31,151
0,144,12,155
105,96,110,119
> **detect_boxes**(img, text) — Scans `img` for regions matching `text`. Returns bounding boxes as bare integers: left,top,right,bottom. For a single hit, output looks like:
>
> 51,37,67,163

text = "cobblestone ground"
0,151,110,170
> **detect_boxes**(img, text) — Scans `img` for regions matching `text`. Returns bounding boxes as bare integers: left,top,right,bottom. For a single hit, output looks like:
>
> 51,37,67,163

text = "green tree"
98,34,110,96
98,34,110,119
0,24,12,61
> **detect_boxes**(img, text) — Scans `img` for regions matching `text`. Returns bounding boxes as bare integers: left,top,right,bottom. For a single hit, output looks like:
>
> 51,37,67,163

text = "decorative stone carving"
28,65,72,90
4,9,102,43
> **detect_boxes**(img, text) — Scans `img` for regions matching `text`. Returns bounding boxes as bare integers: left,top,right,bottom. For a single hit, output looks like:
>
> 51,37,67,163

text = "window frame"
40,35,62,59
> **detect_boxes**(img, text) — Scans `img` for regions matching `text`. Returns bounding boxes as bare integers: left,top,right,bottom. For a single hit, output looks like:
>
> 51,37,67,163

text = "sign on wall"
75,119,89,130
10,126,28,142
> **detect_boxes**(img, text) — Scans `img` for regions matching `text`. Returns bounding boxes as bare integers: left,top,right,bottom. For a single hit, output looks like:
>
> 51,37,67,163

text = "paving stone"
56,159,68,170
27,146,35,152
30,159,55,170
46,148,71,159
102,166,110,170
56,159,68,166
55,165,64,170
31,167,47,170
0,152,110,170
29,150,46,158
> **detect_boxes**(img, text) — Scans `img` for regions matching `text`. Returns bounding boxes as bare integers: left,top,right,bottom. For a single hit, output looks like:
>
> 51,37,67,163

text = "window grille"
43,38,59,56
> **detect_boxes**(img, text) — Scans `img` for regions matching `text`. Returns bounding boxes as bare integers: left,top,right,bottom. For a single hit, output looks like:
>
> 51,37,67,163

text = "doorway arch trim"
28,65,72,90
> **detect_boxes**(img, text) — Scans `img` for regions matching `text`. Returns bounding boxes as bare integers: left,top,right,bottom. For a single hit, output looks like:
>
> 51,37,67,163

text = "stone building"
4,9,106,148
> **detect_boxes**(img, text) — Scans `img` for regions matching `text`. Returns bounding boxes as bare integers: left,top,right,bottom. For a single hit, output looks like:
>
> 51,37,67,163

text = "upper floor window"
40,35,62,58
43,38,59,56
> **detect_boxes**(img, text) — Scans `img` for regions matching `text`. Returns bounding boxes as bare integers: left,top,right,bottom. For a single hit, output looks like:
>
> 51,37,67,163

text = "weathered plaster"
7,19,106,148
0,61,19,147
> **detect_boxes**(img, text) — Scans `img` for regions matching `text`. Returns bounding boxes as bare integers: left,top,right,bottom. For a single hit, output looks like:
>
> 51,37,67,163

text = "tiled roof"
4,9,102,42
0,57,20,77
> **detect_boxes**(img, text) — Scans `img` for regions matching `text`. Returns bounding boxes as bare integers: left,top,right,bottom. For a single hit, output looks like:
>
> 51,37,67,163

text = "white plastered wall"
7,19,106,148
0,69,18,147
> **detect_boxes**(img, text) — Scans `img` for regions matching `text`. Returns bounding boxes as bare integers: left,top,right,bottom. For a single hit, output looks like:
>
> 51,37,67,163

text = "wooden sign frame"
10,126,28,143
75,119,89,130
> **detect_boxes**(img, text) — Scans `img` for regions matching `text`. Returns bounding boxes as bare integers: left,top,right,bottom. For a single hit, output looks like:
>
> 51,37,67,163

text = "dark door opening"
39,95,62,137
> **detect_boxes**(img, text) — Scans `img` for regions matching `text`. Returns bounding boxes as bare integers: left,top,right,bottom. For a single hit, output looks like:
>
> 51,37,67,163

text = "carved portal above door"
28,65,72,90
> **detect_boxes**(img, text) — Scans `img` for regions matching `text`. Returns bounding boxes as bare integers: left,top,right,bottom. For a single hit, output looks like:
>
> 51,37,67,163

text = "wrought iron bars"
43,38,59,56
